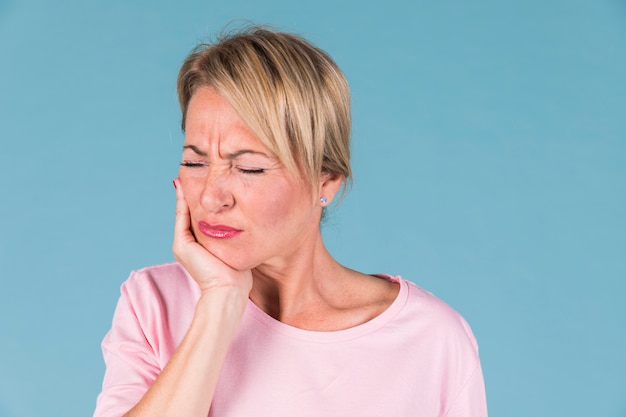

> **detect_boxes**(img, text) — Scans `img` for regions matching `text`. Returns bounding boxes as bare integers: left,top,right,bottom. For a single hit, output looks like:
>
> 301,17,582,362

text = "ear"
318,172,344,206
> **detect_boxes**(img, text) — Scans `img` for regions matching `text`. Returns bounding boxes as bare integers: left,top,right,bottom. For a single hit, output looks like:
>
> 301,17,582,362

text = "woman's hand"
118,182,252,417
172,178,253,296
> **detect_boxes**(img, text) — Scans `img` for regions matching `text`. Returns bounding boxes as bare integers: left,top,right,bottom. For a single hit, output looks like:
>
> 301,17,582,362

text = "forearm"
122,289,247,417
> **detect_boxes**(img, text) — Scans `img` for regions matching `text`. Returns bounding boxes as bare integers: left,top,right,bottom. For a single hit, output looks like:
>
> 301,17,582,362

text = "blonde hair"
177,26,352,192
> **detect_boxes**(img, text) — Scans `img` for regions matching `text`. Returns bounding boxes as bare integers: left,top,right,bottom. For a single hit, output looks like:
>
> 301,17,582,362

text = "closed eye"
180,161,207,168
238,168,265,175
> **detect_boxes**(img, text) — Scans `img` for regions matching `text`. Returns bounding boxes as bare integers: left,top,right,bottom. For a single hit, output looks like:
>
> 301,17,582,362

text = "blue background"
1,1,625,416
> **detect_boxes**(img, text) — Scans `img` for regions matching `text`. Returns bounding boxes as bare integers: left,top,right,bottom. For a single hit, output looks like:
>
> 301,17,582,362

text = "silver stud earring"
320,196,328,204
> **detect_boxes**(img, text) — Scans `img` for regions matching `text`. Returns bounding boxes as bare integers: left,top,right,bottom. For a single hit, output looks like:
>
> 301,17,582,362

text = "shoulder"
386,275,480,353
112,262,200,348
120,262,200,307
128,261,190,280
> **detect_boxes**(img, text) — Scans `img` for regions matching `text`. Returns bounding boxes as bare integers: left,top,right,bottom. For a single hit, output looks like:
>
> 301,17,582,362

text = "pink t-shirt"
94,263,487,417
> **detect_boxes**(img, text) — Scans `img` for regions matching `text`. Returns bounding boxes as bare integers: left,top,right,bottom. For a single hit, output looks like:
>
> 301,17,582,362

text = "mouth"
198,221,243,239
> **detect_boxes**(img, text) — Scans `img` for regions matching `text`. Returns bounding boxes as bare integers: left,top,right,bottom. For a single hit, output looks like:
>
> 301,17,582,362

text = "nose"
199,168,234,213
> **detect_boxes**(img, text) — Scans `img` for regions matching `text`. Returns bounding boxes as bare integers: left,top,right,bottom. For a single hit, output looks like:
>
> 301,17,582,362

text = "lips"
198,221,243,239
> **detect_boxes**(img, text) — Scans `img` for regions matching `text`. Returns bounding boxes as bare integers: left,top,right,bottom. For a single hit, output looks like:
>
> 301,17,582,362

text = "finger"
173,179,196,252
172,182,235,285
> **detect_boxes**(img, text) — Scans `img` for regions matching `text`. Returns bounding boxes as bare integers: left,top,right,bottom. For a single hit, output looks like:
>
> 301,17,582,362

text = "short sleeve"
93,274,161,417
444,360,488,417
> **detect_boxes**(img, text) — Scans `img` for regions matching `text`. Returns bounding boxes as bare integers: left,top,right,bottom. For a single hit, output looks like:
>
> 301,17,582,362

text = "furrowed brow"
183,146,275,161
182,145,207,156
226,150,274,160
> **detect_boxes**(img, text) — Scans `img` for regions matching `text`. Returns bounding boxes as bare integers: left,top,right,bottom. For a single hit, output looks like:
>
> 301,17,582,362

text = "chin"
199,240,258,272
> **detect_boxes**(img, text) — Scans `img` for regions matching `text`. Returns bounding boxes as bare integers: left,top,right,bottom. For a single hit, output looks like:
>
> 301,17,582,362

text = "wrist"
196,287,249,319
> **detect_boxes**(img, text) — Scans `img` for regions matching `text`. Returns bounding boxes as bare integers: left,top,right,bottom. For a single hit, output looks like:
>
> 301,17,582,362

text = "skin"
122,87,399,417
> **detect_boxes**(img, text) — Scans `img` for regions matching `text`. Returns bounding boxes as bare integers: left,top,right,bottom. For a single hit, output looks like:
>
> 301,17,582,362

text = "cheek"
178,172,204,211
261,186,314,228
261,200,291,227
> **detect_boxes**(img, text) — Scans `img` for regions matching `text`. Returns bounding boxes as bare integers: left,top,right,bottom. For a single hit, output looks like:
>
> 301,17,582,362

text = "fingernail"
172,179,178,189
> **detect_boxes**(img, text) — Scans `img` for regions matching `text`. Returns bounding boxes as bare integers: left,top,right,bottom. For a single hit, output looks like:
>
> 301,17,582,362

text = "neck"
249,238,349,325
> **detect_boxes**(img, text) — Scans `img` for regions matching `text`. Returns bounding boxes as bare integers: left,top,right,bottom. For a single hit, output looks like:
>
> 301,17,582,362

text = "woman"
94,27,487,417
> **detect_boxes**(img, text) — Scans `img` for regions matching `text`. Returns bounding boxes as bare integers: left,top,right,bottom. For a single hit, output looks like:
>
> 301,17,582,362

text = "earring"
320,196,328,204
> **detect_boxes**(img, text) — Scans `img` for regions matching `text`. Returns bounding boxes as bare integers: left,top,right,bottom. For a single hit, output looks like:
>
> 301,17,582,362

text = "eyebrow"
182,145,273,160
183,145,207,156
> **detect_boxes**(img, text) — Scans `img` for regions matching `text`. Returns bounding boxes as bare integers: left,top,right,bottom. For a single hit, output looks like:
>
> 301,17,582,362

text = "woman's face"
179,87,325,271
